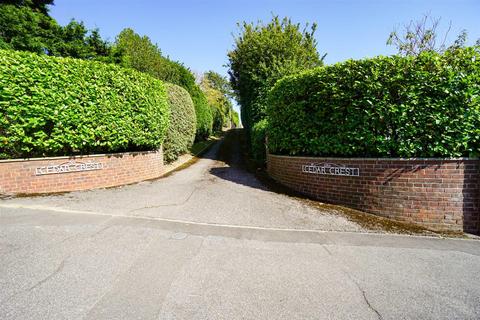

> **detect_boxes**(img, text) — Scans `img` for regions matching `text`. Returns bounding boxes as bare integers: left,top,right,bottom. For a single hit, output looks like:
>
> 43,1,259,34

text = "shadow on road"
204,129,268,191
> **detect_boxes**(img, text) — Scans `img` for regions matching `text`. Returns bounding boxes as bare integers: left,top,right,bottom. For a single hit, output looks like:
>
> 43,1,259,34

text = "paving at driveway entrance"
1,206,480,320
1,131,364,233
1,130,480,319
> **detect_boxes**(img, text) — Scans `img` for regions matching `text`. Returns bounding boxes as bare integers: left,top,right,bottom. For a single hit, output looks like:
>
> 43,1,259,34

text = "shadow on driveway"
207,129,268,191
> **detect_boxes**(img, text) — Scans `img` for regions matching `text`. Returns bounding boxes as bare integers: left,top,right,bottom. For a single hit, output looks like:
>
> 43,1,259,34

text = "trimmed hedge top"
267,47,480,158
0,49,169,159
163,83,196,163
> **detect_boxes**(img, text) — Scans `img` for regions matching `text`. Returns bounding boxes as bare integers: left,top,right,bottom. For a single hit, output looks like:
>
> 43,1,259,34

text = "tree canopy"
200,71,237,131
387,14,479,56
0,1,58,54
0,1,110,59
227,15,323,139
2,0,54,15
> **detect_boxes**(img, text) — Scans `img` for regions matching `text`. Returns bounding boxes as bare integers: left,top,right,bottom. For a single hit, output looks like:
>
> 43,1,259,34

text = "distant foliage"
55,20,111,60
268,47,480,158
227,16,322,139
113,28,168,78
0,50,169,159
200,71,236,132
163,84,196,163
231,111,240,128
203,70,234,99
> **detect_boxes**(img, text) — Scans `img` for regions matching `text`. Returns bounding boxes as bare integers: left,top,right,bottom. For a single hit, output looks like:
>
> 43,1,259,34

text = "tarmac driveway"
1,130,479,319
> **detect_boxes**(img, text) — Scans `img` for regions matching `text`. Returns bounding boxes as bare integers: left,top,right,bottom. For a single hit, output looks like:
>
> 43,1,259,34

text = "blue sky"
51,0,479,77
50,0,479,116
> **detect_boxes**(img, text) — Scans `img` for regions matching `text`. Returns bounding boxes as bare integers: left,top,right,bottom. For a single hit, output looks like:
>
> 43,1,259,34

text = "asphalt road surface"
1,130,479,319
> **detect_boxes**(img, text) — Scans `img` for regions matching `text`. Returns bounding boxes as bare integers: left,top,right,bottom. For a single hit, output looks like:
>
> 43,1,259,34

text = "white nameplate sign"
302,163,360,177
35,160,103,176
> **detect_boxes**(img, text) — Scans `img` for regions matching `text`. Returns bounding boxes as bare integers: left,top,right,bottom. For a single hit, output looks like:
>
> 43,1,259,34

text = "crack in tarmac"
0,257,67,306
1,215,115,272
322,245,383,320
128,187,199,213
360,288,383,320
28,258,66,292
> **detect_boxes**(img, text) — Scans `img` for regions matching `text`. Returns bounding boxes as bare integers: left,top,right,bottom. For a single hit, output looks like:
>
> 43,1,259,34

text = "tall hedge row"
114,28,212,141
0,49,169,159
268,47,480,158
163,84,196,163
190,86,213,140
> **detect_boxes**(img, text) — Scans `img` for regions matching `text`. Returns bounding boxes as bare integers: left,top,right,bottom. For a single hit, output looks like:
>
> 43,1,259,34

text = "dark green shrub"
268,47,480,158
0,49,169,159
251,119,268,164
163,84,196,163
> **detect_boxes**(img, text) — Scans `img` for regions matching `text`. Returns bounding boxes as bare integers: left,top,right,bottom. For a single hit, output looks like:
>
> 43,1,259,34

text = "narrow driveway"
1,130,479,319
0,130,364,232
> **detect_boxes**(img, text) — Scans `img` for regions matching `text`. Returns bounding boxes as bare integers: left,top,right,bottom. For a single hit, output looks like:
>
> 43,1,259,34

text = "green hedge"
190,86,213,140
251,118,268,164
113,28,213,141
268,47,480,158
231,110,240,128
0,49,169,159
211,104,225,133
163,84,196,163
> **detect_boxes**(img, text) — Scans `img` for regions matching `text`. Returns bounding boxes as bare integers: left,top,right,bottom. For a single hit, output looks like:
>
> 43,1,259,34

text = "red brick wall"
267,154,480,234
0,150,165,195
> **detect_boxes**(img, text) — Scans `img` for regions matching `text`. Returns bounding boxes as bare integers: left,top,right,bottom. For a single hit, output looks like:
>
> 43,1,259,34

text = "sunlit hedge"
163,84,196,163
251,118,268,164
0,49,169,159
268,47,480,158
191,86,213,140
